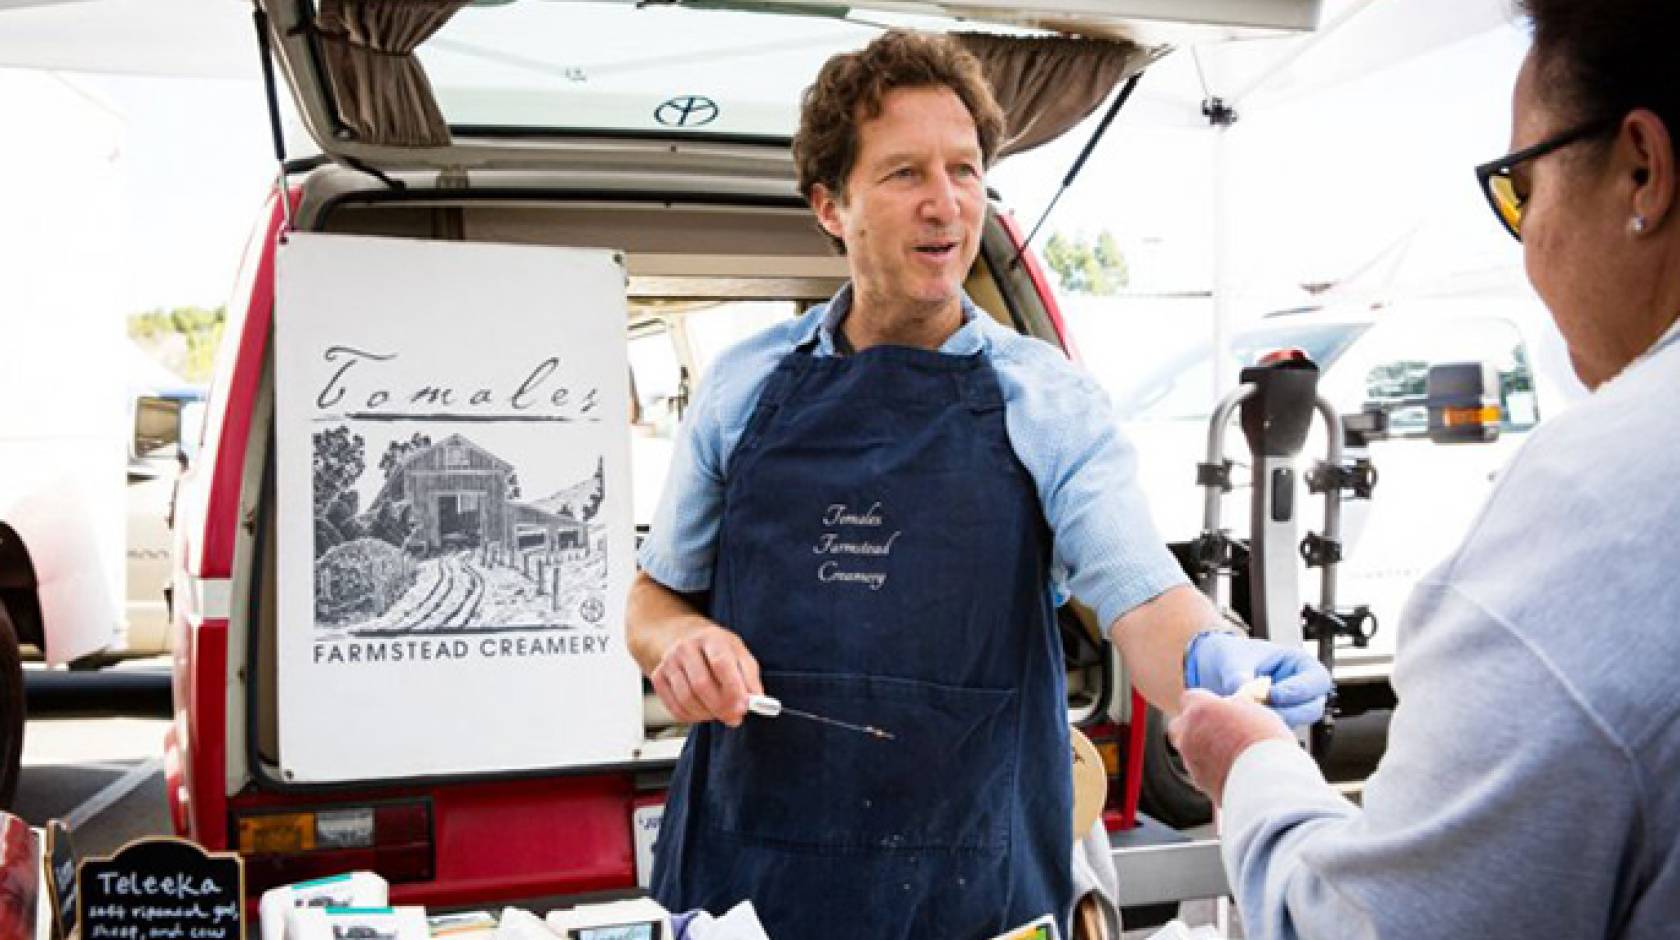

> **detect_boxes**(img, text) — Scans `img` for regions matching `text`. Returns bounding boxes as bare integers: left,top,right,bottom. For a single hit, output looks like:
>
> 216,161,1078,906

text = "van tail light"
1079,720,1132,832
236,801,432,895
1087,693,1151,832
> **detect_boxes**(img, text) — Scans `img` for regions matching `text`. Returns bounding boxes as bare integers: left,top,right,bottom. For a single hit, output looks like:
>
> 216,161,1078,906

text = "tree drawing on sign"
314,425,366,555
310,434,611,637
539,458,603,521
378,431,433,479
364,499,417,550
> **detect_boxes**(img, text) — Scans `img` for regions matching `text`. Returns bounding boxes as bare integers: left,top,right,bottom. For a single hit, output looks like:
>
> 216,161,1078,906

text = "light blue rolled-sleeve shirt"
638,284,1186,631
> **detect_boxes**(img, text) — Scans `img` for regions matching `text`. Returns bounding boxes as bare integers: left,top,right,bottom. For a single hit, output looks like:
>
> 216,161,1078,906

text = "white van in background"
0,69,127,807
1079,290,1585,825
126,369,205,660
1115,293,1585,692
0,72,199,807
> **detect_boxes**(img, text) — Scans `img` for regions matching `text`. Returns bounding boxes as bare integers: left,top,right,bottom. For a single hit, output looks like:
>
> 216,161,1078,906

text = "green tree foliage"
127,306,226,382
1502,343,1534,394
1094,231,1124,274
1043,230,1129,296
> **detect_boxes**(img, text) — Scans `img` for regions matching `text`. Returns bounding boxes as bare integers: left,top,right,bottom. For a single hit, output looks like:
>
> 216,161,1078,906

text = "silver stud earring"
1632,215,1649,234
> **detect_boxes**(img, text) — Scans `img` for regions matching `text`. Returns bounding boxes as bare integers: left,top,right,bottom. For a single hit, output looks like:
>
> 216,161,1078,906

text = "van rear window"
421,2,877,140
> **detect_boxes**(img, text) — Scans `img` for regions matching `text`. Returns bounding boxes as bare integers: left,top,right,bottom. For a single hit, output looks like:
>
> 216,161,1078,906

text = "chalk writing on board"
78,837,245,940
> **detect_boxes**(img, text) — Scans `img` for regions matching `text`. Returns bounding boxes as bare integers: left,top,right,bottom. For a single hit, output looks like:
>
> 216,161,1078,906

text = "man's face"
812,85,986,313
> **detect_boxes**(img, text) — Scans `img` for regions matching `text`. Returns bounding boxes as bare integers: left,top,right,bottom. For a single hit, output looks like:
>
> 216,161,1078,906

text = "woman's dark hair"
1519,0,1680,138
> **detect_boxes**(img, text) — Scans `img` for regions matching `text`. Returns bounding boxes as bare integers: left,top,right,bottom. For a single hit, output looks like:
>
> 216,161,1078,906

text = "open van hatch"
258,0,1322,171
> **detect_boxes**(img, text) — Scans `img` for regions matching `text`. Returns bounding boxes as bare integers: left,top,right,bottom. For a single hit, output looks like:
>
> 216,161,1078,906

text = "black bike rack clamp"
1302,604,1378,649
1306,458,1379,500
1299,532,1343,569
1196,460,1235,494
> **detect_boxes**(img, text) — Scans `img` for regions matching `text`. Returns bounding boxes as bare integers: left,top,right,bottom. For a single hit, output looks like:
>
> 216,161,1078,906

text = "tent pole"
1204,0,1381,403
1206,98,1239,402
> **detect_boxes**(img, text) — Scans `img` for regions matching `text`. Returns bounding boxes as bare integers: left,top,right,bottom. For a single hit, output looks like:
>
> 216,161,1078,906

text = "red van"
166,0,1326,914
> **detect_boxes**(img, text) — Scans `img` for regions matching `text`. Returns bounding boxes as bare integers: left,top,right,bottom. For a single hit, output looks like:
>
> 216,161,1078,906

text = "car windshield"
1114,321,1370,421
419,2,939,140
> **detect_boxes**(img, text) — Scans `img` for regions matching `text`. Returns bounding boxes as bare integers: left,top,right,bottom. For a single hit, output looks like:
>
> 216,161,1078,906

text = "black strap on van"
252,6,296,235
251,4,405,210
1010,71,1143,271
253,8,287,169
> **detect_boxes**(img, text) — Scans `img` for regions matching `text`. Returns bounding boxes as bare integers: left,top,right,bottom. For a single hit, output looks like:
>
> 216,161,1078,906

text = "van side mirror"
1426,361,1502,444
178,400,205,466
133,396,184,461
1341,404,1389,447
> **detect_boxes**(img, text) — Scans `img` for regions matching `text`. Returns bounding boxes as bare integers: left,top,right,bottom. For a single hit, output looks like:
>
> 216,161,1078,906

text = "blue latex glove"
1184,631,1332,728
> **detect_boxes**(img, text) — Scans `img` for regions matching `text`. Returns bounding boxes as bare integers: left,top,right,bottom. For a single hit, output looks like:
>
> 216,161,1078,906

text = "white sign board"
276,233,639,782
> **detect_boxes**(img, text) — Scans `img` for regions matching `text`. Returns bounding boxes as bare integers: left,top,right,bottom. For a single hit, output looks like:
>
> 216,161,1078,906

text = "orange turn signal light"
1441,405,1502,427
1093,739,1121,778
238,813,315,854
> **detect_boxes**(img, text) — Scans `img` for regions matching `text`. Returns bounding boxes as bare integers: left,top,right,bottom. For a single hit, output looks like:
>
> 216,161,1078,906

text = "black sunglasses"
1475,115,1620,241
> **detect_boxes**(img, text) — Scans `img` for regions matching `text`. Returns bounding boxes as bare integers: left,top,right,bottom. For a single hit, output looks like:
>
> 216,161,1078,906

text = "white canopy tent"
0,0,1536,396
0,0,259,78
988,0,1530,392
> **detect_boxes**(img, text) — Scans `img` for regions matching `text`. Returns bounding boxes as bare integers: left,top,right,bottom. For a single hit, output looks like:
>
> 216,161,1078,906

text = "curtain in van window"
956,32,1164,159
315,0,467,148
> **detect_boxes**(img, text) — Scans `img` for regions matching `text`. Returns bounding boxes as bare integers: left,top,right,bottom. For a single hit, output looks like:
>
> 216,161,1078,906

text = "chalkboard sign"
43,820,77,940
79,837,245,940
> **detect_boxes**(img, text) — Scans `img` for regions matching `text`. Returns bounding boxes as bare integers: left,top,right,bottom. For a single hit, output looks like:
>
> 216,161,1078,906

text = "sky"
76,72,279,316
4,0,1536,327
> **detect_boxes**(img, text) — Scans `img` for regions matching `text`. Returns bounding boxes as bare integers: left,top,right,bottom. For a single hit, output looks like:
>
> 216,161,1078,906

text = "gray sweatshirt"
1220,326,1680,938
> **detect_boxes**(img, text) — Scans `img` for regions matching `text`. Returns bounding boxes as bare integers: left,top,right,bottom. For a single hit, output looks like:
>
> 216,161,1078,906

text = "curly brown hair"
794,30,1004,235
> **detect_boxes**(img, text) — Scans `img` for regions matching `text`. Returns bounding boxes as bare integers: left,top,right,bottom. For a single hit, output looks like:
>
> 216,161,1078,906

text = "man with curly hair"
629,29,1330,938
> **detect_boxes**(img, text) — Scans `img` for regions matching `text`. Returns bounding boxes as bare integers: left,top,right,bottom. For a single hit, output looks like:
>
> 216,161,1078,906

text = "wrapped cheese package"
545,897,670,938
259,871,389,939
284,905,431,940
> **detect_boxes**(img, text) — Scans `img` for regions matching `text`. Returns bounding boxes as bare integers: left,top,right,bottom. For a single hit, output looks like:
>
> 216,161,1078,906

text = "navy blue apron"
652,337,1072,939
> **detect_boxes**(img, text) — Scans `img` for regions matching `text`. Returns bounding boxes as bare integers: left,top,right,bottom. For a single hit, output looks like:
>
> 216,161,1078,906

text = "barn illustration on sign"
311,429,608,636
